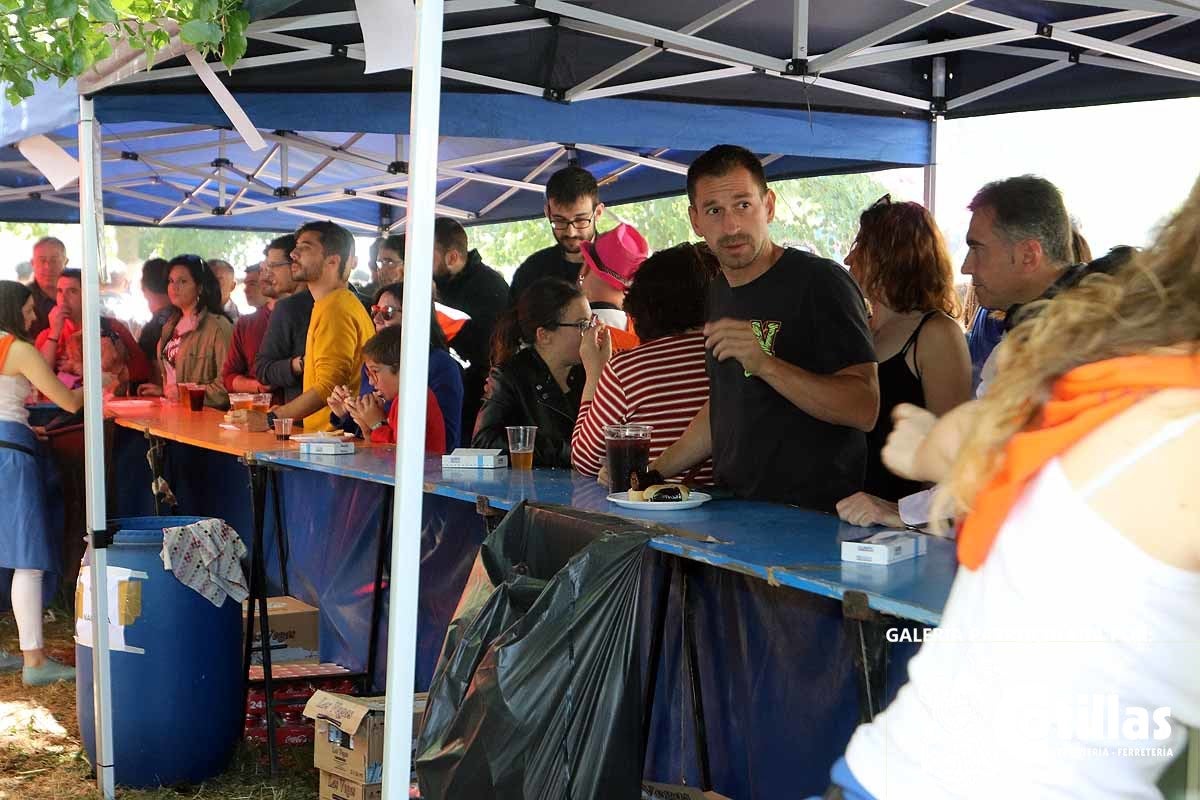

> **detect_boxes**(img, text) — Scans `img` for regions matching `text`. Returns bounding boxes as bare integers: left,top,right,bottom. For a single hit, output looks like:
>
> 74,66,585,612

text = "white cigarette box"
299,441,356,455
441,448,508,469
841,530,928,566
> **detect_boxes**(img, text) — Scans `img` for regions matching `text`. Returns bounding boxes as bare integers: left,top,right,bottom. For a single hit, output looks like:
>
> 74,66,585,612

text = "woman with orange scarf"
811,177,1200,799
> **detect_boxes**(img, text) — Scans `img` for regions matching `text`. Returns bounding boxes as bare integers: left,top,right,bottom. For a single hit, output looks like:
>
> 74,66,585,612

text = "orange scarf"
0,333,13,372
958,352,1200,570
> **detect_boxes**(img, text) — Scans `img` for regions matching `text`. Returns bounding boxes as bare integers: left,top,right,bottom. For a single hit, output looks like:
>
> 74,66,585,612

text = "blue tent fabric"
0,105,930,229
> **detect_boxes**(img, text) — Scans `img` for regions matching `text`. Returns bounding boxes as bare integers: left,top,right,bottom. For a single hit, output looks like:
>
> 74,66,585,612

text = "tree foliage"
470,171,890,274
0,0,249,105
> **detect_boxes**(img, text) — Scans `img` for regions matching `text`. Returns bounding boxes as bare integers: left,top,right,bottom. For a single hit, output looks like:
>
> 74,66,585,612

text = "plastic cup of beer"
184,383,206,412
505,426,537,470
252,393,272,413
229,392,254,411
273,416,294,441
604,424,652,494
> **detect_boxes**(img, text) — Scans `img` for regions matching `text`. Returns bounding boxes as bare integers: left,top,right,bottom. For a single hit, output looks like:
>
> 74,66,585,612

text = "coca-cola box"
304,691,387,784
242,595,320,664
319,769,382,800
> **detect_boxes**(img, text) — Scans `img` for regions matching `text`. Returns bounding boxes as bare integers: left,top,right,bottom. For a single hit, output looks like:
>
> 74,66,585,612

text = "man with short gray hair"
29,236,68,337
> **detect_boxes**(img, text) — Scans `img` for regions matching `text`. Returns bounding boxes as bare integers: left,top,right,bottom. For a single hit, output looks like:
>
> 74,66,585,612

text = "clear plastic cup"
604,424,652,494
505,426,537,470
273,416,294,441
229,392,254,411
252,393,272,413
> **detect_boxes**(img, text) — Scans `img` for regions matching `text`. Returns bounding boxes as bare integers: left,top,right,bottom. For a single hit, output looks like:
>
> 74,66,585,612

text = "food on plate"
643,484,691,503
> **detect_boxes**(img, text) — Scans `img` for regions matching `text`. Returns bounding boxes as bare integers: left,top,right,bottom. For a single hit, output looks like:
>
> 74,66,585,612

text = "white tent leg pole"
923,56,945,214
79,95,116,800
382,1,443,798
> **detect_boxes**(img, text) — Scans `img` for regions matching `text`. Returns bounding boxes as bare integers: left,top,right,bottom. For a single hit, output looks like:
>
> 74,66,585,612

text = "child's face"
364,357,399,401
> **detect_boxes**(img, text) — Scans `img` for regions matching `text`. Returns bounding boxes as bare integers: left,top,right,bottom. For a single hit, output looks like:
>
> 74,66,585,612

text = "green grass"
1,611,319,799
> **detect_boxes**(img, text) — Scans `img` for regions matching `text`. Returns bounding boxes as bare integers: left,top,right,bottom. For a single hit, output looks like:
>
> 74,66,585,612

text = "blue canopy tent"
4,3,1199,799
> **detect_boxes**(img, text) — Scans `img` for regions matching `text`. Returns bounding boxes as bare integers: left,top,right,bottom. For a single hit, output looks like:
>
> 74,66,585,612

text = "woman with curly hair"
814,179,1200,799
836,196,972,526
572,242,719,484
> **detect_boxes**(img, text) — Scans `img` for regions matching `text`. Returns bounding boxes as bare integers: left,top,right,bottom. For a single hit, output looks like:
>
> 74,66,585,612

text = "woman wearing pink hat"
578,223,650,353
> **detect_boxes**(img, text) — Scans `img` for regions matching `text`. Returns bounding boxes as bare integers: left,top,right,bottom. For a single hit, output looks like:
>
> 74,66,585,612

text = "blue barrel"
76,517,243,787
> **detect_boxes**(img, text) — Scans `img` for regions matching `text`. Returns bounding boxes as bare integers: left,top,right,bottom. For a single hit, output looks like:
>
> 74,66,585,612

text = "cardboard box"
243,596,320,665
441,447,508,468
841,530,929,566
320,770,382,800
641,783,731,800
300,440,356,455
304,691,387,784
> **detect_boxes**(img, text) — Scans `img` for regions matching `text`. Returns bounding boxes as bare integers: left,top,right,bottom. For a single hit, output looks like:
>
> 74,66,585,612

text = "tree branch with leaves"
0,0,249,105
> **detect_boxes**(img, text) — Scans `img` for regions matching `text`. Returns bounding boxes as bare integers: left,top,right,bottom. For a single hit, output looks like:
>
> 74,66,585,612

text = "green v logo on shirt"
747,319,782,378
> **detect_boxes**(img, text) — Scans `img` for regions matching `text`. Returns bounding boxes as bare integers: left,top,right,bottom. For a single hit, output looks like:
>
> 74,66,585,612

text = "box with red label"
320,770,383,800
304,691,386,784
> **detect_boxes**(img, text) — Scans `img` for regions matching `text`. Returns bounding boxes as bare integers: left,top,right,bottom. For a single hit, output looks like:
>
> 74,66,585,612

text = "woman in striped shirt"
573,243,719,484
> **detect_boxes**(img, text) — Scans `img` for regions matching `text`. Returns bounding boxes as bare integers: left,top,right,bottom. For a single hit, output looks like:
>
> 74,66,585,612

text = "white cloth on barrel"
160,519,249,607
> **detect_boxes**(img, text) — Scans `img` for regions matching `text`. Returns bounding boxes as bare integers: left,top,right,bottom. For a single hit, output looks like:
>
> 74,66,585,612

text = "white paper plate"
606,490,711,511
288,431,355,442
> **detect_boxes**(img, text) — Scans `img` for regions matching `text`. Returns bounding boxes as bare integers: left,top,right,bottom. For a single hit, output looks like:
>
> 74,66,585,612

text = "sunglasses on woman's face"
371,304,399,321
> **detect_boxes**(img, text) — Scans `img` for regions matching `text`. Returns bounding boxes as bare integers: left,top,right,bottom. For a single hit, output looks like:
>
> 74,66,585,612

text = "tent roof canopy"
102,0,1200,121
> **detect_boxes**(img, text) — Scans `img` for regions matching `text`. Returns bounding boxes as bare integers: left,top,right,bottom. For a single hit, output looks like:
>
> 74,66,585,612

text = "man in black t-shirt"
648,145,879,511
508,166,605,306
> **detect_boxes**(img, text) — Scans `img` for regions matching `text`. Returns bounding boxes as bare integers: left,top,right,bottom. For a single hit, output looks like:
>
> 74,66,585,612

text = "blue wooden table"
253,449,957,626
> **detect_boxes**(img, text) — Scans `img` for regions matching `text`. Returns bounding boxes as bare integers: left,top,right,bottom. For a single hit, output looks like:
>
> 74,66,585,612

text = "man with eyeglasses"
224,236,302,400
431,217,508,439
254,234,315,404
27,236,68,337
508,166,605,307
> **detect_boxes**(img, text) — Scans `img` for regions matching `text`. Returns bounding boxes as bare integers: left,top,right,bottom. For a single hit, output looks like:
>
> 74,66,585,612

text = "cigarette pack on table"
441,448,508,469
841,530,928,566
299,440,356,455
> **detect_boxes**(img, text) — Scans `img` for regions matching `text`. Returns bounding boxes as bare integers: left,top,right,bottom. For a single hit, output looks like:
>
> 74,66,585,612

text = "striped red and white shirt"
571,331,713,484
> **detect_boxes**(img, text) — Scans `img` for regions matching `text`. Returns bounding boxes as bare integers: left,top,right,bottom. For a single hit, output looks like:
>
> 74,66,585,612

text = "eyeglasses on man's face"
375,257,402,269
547,210,597,232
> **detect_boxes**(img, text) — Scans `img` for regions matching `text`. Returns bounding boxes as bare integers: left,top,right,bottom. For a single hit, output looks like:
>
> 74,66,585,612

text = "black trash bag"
417,502,652,800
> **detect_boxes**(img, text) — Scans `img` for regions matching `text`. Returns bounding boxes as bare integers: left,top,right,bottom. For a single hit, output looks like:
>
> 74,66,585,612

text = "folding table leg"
640,552,674,775
269,469,290,595
243,460,279,775
364,488,394,694
680,564,712,791
843,591,893,723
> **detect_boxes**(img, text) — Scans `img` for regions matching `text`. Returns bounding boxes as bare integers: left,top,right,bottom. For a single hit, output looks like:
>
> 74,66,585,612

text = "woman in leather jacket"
471,278,591,468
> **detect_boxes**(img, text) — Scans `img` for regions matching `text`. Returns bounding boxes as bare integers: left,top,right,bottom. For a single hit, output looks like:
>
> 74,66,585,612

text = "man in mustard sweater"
270,221,374,431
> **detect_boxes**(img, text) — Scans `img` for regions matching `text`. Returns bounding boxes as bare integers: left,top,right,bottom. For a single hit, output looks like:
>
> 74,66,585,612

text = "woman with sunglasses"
471,278,590,467
0,281,82,685
328,282,464,447
835,197,972,527
137,254,233,409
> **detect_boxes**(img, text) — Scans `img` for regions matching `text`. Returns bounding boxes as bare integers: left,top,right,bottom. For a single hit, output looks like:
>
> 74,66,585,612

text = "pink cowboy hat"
581,223,650,290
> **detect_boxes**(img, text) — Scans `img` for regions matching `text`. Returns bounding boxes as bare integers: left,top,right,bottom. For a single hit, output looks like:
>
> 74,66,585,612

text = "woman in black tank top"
838,197,973,520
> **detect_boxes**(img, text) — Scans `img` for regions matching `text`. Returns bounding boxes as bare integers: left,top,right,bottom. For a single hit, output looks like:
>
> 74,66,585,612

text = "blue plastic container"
76,516,243,787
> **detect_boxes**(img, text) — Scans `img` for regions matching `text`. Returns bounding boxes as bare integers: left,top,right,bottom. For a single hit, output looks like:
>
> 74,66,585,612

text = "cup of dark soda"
604,424,652,494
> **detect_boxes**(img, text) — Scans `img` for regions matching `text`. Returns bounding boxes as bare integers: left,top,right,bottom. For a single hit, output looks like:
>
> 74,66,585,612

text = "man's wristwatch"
367,420,386,433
